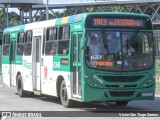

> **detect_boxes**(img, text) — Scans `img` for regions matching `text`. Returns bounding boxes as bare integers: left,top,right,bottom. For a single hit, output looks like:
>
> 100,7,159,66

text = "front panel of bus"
82,14,155,102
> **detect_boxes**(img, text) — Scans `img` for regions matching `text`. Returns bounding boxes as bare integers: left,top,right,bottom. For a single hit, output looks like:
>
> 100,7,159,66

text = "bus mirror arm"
81,37,86,50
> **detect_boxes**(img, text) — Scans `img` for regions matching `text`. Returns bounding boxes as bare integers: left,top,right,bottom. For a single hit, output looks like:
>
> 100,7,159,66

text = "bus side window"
46,27,57,41
63,26,70,39
58,25,70,55
3,34,10,55
24,31,32,56
17,32,24,55
59,27,63,40
45,27,57,55
26,31,32,43
142,34,153,53
5,34,10,44
58,26,70,40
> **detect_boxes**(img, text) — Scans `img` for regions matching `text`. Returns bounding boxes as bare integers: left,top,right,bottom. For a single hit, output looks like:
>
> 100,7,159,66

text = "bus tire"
17,75,26,97
116,101,128,106
60,80,73,108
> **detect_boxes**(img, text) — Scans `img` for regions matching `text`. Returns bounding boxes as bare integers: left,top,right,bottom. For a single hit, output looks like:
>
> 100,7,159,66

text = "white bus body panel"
25,19,56,31
22,56,33,92
40,56,72,99
21,19,72,98
2,64,10,86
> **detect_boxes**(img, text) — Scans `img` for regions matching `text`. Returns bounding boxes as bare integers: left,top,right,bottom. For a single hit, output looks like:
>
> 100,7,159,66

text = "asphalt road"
0,79,160,119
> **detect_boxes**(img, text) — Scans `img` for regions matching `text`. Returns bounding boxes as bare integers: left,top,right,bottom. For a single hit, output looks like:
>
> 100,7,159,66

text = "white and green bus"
2,12,155,107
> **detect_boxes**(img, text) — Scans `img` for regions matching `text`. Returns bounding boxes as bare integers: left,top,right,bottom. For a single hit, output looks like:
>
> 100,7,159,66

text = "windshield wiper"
102,29,108,51
127,30,139,48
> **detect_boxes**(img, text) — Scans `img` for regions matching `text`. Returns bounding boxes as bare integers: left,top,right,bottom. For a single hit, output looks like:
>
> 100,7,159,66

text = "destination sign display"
85,15,152,29
92,18,144,27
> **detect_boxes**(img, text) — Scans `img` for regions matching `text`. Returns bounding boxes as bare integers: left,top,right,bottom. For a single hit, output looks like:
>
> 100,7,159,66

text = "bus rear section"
81,13,155,106
2,25,25,87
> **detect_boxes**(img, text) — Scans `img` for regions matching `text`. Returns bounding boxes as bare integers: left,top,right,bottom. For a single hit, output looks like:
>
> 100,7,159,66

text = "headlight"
84,75,104,88
140,78,154,88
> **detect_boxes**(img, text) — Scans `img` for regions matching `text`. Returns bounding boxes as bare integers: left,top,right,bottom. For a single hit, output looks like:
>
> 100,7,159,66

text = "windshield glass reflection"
86,30,154,71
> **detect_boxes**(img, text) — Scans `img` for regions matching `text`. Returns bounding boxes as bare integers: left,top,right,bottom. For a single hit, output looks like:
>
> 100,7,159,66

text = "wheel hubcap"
62,86,67,101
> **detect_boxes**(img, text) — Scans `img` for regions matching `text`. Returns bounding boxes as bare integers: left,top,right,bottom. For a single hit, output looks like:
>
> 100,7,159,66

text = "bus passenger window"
26,31,32,42
45,28,58,55
45,41,57,55
4,34,10,44
3,45,9,55
3,34,10,55
58,26,70,40
24,31,32,56
46,28,57,41
17,32,24,55
59,27,63,40
24,43,32,55
58,25,70,55
58,40,69,54
63,26,70,39
49,29,54,40
18,32,24,43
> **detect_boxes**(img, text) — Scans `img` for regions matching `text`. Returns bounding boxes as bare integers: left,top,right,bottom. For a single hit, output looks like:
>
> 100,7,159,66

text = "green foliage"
156,59,160,90
156,82,160,90
64,8,85,16
86,0,126,12
34,11,65,21
8,11,20,27
156,59,160,75
0,9,20,27
0,9,3,23
52,11,65,19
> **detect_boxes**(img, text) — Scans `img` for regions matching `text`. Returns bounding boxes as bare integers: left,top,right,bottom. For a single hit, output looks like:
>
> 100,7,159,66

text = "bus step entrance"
33,90,41,95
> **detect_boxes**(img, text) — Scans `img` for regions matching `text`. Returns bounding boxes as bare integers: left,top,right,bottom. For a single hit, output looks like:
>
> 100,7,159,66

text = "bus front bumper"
82,84,155,102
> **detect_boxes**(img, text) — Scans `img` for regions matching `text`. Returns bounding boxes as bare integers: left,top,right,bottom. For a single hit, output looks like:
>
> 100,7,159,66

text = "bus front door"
32,36,41,91
72,32,82,98
10,40,16,86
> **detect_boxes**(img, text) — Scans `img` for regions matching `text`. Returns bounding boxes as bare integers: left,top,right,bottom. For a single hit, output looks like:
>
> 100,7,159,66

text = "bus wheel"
60,80,73,108
116,101,128,106
17,75,26,97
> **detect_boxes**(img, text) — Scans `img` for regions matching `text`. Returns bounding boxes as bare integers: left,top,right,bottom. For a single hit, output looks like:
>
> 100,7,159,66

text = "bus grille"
99,75,144,82
106,84,137,88
110,91,134,97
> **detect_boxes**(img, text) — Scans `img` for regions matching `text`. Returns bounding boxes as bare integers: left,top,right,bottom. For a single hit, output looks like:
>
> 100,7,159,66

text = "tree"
64,8,86,16
0,9,3,22
63,0,127,15
0,9,20,28
87,0,126,12
52,11,65,18
0,9,4,30
8,11,20,26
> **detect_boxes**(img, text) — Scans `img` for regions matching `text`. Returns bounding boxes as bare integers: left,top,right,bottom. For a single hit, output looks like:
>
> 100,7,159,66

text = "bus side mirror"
81,37,86,50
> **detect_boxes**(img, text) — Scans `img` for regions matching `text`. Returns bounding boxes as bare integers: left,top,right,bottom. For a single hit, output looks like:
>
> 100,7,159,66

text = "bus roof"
25,13,84,31
3,24,25,34
4,12,150,33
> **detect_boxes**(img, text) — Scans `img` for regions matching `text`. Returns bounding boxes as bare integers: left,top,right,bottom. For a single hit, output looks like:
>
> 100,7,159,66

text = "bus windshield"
86,30,154,71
